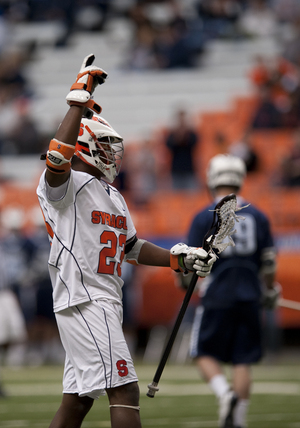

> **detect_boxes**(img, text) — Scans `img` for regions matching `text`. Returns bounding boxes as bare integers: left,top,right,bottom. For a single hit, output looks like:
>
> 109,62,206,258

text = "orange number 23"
97,231,126,277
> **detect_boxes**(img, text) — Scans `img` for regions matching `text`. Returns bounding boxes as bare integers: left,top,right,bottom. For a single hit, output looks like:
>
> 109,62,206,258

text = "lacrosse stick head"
203,193,240,255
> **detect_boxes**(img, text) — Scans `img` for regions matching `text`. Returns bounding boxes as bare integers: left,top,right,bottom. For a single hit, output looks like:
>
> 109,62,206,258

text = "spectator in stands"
0,208,28,382
125,138,157,206
127,22,159,70
279,127,300,186
0,50,30,102
24,207,64,365
164,108,200,189
237,0,278,37
154,19,199,69
249,54,300,129
0,243,27,396
0,48,37,154
125,2,159,70
229,129,259,172
213,131,230,155
126,0,204,70
248,54,271,93
282,15,300,66
0,207,36,365
0,8,12,54
153,1,203,69
4,98,42,154
273,0,300,24
251,86,283,128
195,0,243,39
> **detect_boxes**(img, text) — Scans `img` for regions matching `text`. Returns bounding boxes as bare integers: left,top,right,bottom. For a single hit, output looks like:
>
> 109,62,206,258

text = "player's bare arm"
138,241,170,266
45,54,107,188
45,105,84,187
130,240,216,277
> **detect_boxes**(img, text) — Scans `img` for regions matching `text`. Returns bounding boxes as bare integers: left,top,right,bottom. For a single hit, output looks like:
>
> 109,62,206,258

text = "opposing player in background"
36,54,216,428
0,208,28,395
183,154,279,428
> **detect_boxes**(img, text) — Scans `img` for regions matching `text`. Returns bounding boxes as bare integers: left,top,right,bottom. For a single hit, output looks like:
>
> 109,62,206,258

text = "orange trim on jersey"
45,221,54,239
39,208,54,240
126,260,138,266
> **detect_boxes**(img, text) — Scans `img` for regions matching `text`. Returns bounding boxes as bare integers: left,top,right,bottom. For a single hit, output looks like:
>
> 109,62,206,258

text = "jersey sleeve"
38,169,76,209
42,170,94,210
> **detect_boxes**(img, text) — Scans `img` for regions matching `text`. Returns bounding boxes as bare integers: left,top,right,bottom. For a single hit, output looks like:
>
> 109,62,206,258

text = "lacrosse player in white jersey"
36,54,216,428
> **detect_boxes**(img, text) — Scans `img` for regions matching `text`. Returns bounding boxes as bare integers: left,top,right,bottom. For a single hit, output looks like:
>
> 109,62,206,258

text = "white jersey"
37,169,136,313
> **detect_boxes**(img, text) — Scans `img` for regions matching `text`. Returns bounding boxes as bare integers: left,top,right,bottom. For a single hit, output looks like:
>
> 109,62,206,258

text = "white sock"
209,374,230,399
234,399,249,427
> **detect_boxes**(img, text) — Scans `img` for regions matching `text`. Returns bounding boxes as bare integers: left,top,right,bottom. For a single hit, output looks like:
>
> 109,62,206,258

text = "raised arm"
45,54,107,187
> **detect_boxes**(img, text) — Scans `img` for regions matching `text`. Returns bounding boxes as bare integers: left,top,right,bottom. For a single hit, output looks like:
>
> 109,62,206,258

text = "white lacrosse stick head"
204,194,248,255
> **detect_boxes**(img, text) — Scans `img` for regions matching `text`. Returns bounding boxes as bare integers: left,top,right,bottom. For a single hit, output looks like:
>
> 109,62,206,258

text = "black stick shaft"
147,272,198,397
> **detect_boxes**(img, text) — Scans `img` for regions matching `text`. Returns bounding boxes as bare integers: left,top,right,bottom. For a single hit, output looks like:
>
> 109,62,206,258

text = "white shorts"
55,299,138,399
0,289,27,345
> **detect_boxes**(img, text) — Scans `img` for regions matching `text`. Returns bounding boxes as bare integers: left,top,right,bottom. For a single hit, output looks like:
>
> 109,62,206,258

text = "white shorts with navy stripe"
55,299,138,399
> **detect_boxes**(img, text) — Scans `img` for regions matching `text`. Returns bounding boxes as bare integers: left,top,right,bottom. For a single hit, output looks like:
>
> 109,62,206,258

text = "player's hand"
66,54,107,106
170,243,216,277
185,247,217,277
262,282,282,310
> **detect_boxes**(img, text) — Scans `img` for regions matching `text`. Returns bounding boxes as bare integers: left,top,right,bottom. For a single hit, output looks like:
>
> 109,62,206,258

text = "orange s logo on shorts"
116,360,128,377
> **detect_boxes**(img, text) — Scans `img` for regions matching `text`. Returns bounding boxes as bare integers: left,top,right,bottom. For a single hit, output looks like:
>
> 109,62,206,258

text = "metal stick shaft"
147,272,198,397
279,298,300,311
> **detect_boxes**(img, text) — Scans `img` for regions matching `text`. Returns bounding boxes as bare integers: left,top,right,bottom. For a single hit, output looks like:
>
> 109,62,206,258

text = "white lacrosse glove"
170,243,216,277
66,53,107,114
186,247,217,277
262,282,282,310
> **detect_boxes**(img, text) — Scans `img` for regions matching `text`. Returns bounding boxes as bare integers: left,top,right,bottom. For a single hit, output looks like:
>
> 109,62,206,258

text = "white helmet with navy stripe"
207,154,246,191
75,114,124,183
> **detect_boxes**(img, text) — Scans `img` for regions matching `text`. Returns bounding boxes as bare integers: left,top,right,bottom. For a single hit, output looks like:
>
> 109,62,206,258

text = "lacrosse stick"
147,193,245,397
279,298,300,311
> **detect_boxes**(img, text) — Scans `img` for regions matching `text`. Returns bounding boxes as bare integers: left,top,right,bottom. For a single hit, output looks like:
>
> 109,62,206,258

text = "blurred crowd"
0,206,64,370
0,1,300,170
1,0,300,381
1,0,300,68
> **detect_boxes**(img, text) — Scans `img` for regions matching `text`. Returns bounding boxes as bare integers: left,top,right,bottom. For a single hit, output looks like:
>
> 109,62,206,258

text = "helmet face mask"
75,116,124,183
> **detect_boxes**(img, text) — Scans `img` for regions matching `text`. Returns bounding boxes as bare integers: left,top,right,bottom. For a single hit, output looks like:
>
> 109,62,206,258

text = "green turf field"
1,361,300,427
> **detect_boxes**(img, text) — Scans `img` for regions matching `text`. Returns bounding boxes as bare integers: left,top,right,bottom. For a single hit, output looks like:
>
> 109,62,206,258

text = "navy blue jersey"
187,197,275,308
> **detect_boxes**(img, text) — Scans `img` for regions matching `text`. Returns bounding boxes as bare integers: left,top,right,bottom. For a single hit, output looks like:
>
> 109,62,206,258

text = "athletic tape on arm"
46,138,75,174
